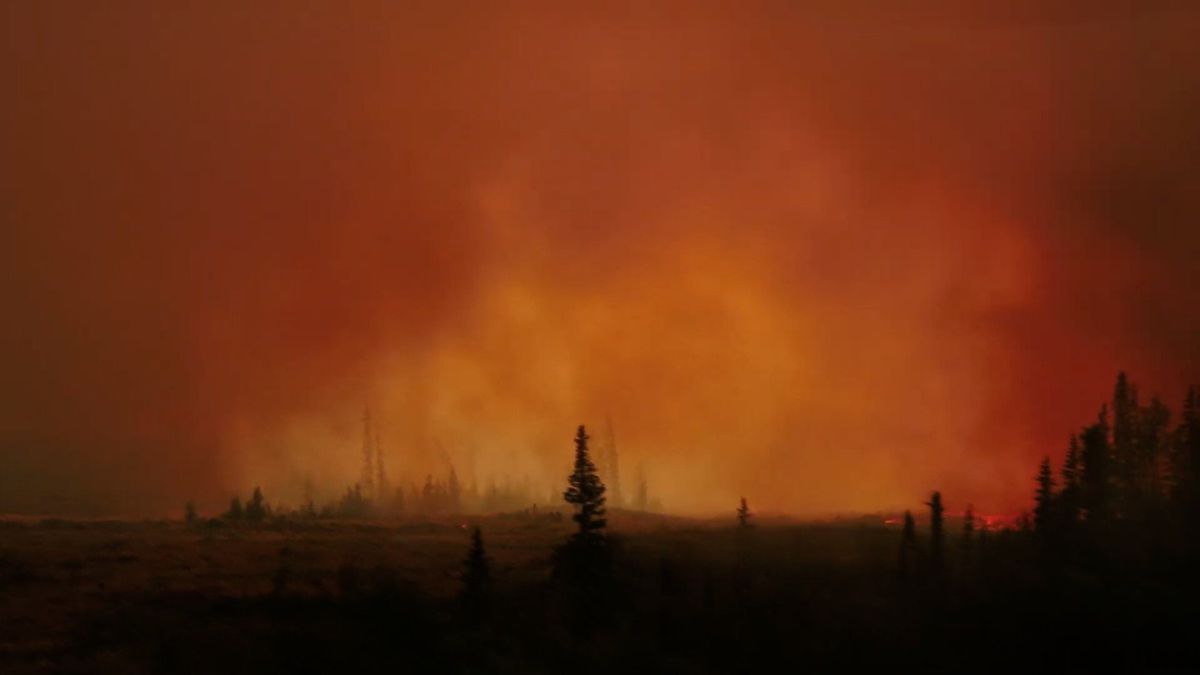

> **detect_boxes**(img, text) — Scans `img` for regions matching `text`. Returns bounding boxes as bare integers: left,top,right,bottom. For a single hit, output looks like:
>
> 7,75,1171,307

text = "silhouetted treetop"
460,526,491,623
1034,457,1056,534
246,486,267,522
564,425,607,539
926,491,945,574
737,497,752,528
226,496,244,521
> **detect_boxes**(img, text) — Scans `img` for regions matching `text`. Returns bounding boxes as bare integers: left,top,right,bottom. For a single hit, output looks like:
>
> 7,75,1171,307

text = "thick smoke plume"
2,2,1198,515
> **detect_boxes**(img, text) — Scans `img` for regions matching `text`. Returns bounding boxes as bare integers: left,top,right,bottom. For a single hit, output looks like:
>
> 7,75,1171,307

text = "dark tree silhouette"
460,526,491,624
1034,457,1056,534
1017,511,1033,532
337,484,370,518
1175,387,1200,517
448,466,462,513
301,478,317,518
563,425,607,540
736,497,752,528
1026,373,1198,538
961,503,975,569
898,510,918,579
926,492,944,575
1098,372,1176,519
556,424,612,636
184,500,197,525
1138,396,1170,512
1112,372,1137,513
1060,435,1082,524
246,486,267,522
226,495,244,521
1081,407,1112,522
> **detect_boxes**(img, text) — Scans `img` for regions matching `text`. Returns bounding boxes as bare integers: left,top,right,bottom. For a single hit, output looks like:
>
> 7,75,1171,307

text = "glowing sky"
3,1,1199,515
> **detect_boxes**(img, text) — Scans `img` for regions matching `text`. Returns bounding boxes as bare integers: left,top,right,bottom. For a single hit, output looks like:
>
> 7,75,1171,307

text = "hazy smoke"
2,1,1199,515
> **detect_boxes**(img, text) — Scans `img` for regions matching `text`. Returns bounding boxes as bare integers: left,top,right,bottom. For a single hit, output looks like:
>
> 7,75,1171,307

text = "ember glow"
2,2,1199,516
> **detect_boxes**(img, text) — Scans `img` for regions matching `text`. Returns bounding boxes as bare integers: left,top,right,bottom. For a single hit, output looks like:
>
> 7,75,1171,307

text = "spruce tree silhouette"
246,486,267,522
184,500,197,525
1177,387,1200,519
460,526,491,624
926,492,944,576
1171,386,1200,523
1034,457,1056,535
1081,407,1112,522
563,425,607,540
1112,372,1137,514
1060,435,1082,525
736,497,752,528
226,496,244,521
556,424,612,637
448,466,462,513
1138,396,1170,515
961,504,975,570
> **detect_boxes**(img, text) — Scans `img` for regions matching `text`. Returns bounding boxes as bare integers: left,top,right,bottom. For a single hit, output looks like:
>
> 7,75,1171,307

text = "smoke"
2,1,1199,515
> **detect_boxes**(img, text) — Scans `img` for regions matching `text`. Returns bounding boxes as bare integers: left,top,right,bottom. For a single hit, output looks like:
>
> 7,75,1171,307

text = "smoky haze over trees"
4,2,1200,517
3,1,1200,670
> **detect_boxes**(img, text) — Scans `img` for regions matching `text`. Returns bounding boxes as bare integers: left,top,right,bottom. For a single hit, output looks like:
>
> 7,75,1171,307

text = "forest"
2,372,1199,673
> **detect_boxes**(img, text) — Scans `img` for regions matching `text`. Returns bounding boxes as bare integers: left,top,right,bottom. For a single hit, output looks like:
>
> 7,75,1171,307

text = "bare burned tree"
737,497,752,528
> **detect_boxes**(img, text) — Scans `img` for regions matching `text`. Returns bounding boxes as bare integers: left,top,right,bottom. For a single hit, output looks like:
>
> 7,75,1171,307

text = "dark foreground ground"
1,512,1197,673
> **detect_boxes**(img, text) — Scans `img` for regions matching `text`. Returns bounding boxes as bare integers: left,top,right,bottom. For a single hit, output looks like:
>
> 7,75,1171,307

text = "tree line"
890,371,1200,583
1032,371,1200,536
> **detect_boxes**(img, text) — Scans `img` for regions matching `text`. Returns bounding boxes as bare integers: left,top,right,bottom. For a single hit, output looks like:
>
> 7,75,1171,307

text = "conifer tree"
1060,435,1082,524
246,486,267,522
1112,372,1137,510
926,492,944,574
1172,386,1200,516
962,503,975,568
563,425,607,540
1081,406,1112,522
1138,396,1171,510
448,466,462,513
460,526,491,623
736,497,752,528
557,424,612,636
184,500,197,525
1034,457,1056,534
422,474,435,511
302,478,317,519
226,496,244,521
1017,511,1033,532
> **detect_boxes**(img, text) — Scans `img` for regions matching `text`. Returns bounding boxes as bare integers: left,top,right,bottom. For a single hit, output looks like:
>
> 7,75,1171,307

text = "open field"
3,512,1198,673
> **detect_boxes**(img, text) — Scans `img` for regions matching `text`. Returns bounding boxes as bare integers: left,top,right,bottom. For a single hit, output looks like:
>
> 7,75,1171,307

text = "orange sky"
3,1,1199,516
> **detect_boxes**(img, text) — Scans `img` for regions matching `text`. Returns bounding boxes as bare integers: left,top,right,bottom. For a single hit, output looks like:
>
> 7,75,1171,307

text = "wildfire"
883,512,1020,530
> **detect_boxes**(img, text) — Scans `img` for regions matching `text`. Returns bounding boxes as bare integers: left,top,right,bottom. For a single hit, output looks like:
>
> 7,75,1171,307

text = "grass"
1,511,1196,673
